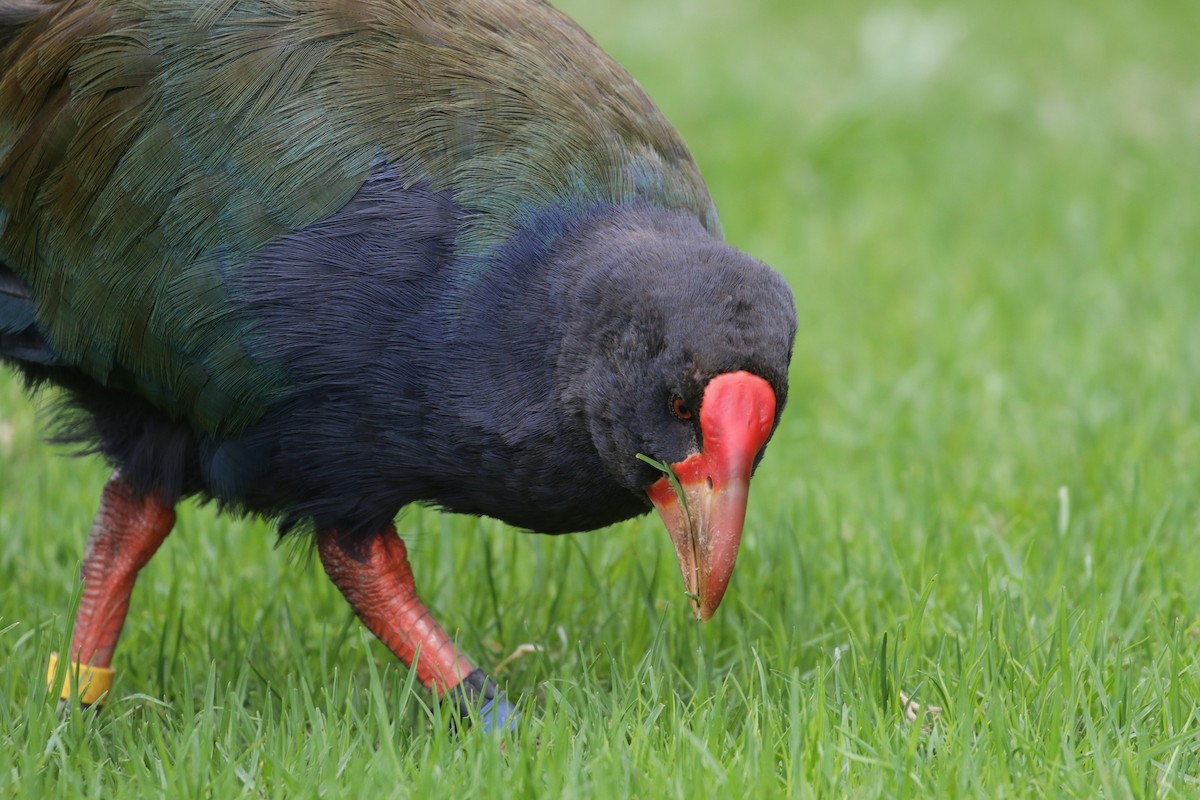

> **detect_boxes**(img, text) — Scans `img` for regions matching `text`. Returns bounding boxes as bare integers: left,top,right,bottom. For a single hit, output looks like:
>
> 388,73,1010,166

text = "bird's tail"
0,2,63,365
0,264,59,365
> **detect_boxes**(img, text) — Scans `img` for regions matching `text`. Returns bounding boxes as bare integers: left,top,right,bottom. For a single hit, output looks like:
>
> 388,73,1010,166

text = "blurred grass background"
5,0,1200,795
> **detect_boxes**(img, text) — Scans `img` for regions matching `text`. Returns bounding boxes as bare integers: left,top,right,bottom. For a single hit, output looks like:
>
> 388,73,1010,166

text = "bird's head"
557,208,797,621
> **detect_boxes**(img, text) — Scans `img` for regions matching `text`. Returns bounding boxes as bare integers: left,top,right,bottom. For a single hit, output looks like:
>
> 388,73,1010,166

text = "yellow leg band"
47,653,115,706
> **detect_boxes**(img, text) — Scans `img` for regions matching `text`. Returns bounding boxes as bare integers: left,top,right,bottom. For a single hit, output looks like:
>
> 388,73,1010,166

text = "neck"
418,202,667,532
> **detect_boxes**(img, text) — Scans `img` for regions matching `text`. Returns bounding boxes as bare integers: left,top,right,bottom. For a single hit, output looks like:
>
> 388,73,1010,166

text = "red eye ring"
671,395,692,421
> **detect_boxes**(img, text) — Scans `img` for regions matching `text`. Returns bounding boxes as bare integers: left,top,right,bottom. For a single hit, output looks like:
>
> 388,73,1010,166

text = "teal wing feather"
0,0,718,434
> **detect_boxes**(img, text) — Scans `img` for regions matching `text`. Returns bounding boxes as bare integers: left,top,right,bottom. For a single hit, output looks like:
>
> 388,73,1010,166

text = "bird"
0,0,797,731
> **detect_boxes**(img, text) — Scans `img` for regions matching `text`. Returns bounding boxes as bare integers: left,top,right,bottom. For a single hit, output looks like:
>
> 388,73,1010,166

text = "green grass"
4,0,1200,795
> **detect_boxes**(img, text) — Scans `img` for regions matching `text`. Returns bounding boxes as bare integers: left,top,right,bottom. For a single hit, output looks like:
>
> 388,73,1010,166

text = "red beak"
646,371,777,621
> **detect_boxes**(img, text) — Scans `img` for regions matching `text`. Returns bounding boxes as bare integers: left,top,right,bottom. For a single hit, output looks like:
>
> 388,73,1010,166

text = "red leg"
317,527,475,696
318,527,518,732
50,471,176,704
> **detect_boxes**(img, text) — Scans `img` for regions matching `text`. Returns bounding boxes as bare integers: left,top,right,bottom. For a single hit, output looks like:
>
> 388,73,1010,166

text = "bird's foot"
445,668,519,734
55,697,104,720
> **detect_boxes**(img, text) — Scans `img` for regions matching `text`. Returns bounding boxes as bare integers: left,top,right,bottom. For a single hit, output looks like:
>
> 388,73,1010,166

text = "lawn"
4,0,1200,796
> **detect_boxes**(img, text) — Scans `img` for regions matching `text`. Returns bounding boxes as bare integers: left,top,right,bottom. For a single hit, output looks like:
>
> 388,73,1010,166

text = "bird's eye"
671,394,693,421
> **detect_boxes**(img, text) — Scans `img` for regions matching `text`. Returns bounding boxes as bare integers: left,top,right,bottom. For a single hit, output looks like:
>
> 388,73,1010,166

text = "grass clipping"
636,453,701,606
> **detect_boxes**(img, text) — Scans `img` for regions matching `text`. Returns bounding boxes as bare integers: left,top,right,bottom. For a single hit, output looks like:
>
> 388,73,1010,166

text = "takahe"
0,0,797,731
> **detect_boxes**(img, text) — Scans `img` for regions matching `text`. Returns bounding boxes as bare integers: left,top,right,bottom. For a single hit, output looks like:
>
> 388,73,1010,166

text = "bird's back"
0,0,719,433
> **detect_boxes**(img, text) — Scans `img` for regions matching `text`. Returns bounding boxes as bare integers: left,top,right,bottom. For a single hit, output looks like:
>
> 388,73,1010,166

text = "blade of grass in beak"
635,453,689,515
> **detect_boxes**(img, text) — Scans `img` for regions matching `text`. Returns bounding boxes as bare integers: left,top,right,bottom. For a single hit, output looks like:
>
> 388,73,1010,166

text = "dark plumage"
1,0,797,729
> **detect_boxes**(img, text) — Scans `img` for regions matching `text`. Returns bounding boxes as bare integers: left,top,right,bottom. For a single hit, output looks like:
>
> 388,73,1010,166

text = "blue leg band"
446,668,519,733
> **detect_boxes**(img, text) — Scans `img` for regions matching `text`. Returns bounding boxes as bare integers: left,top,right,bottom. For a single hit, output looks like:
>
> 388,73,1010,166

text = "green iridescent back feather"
0,0,719,433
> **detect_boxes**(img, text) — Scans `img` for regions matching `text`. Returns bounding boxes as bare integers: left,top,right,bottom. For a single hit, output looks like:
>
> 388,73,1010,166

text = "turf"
4,0,1200,796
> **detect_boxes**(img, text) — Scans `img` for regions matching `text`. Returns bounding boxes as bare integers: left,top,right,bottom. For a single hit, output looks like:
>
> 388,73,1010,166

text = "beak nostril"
705,476,714,491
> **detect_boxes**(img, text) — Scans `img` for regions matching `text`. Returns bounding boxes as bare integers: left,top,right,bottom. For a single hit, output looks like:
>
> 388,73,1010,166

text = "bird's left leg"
317,526,518,732
48,471,176,707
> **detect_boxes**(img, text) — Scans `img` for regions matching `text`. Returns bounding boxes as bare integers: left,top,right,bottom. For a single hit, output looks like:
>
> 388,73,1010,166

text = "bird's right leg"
317,527,518,732
48,471,176,706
